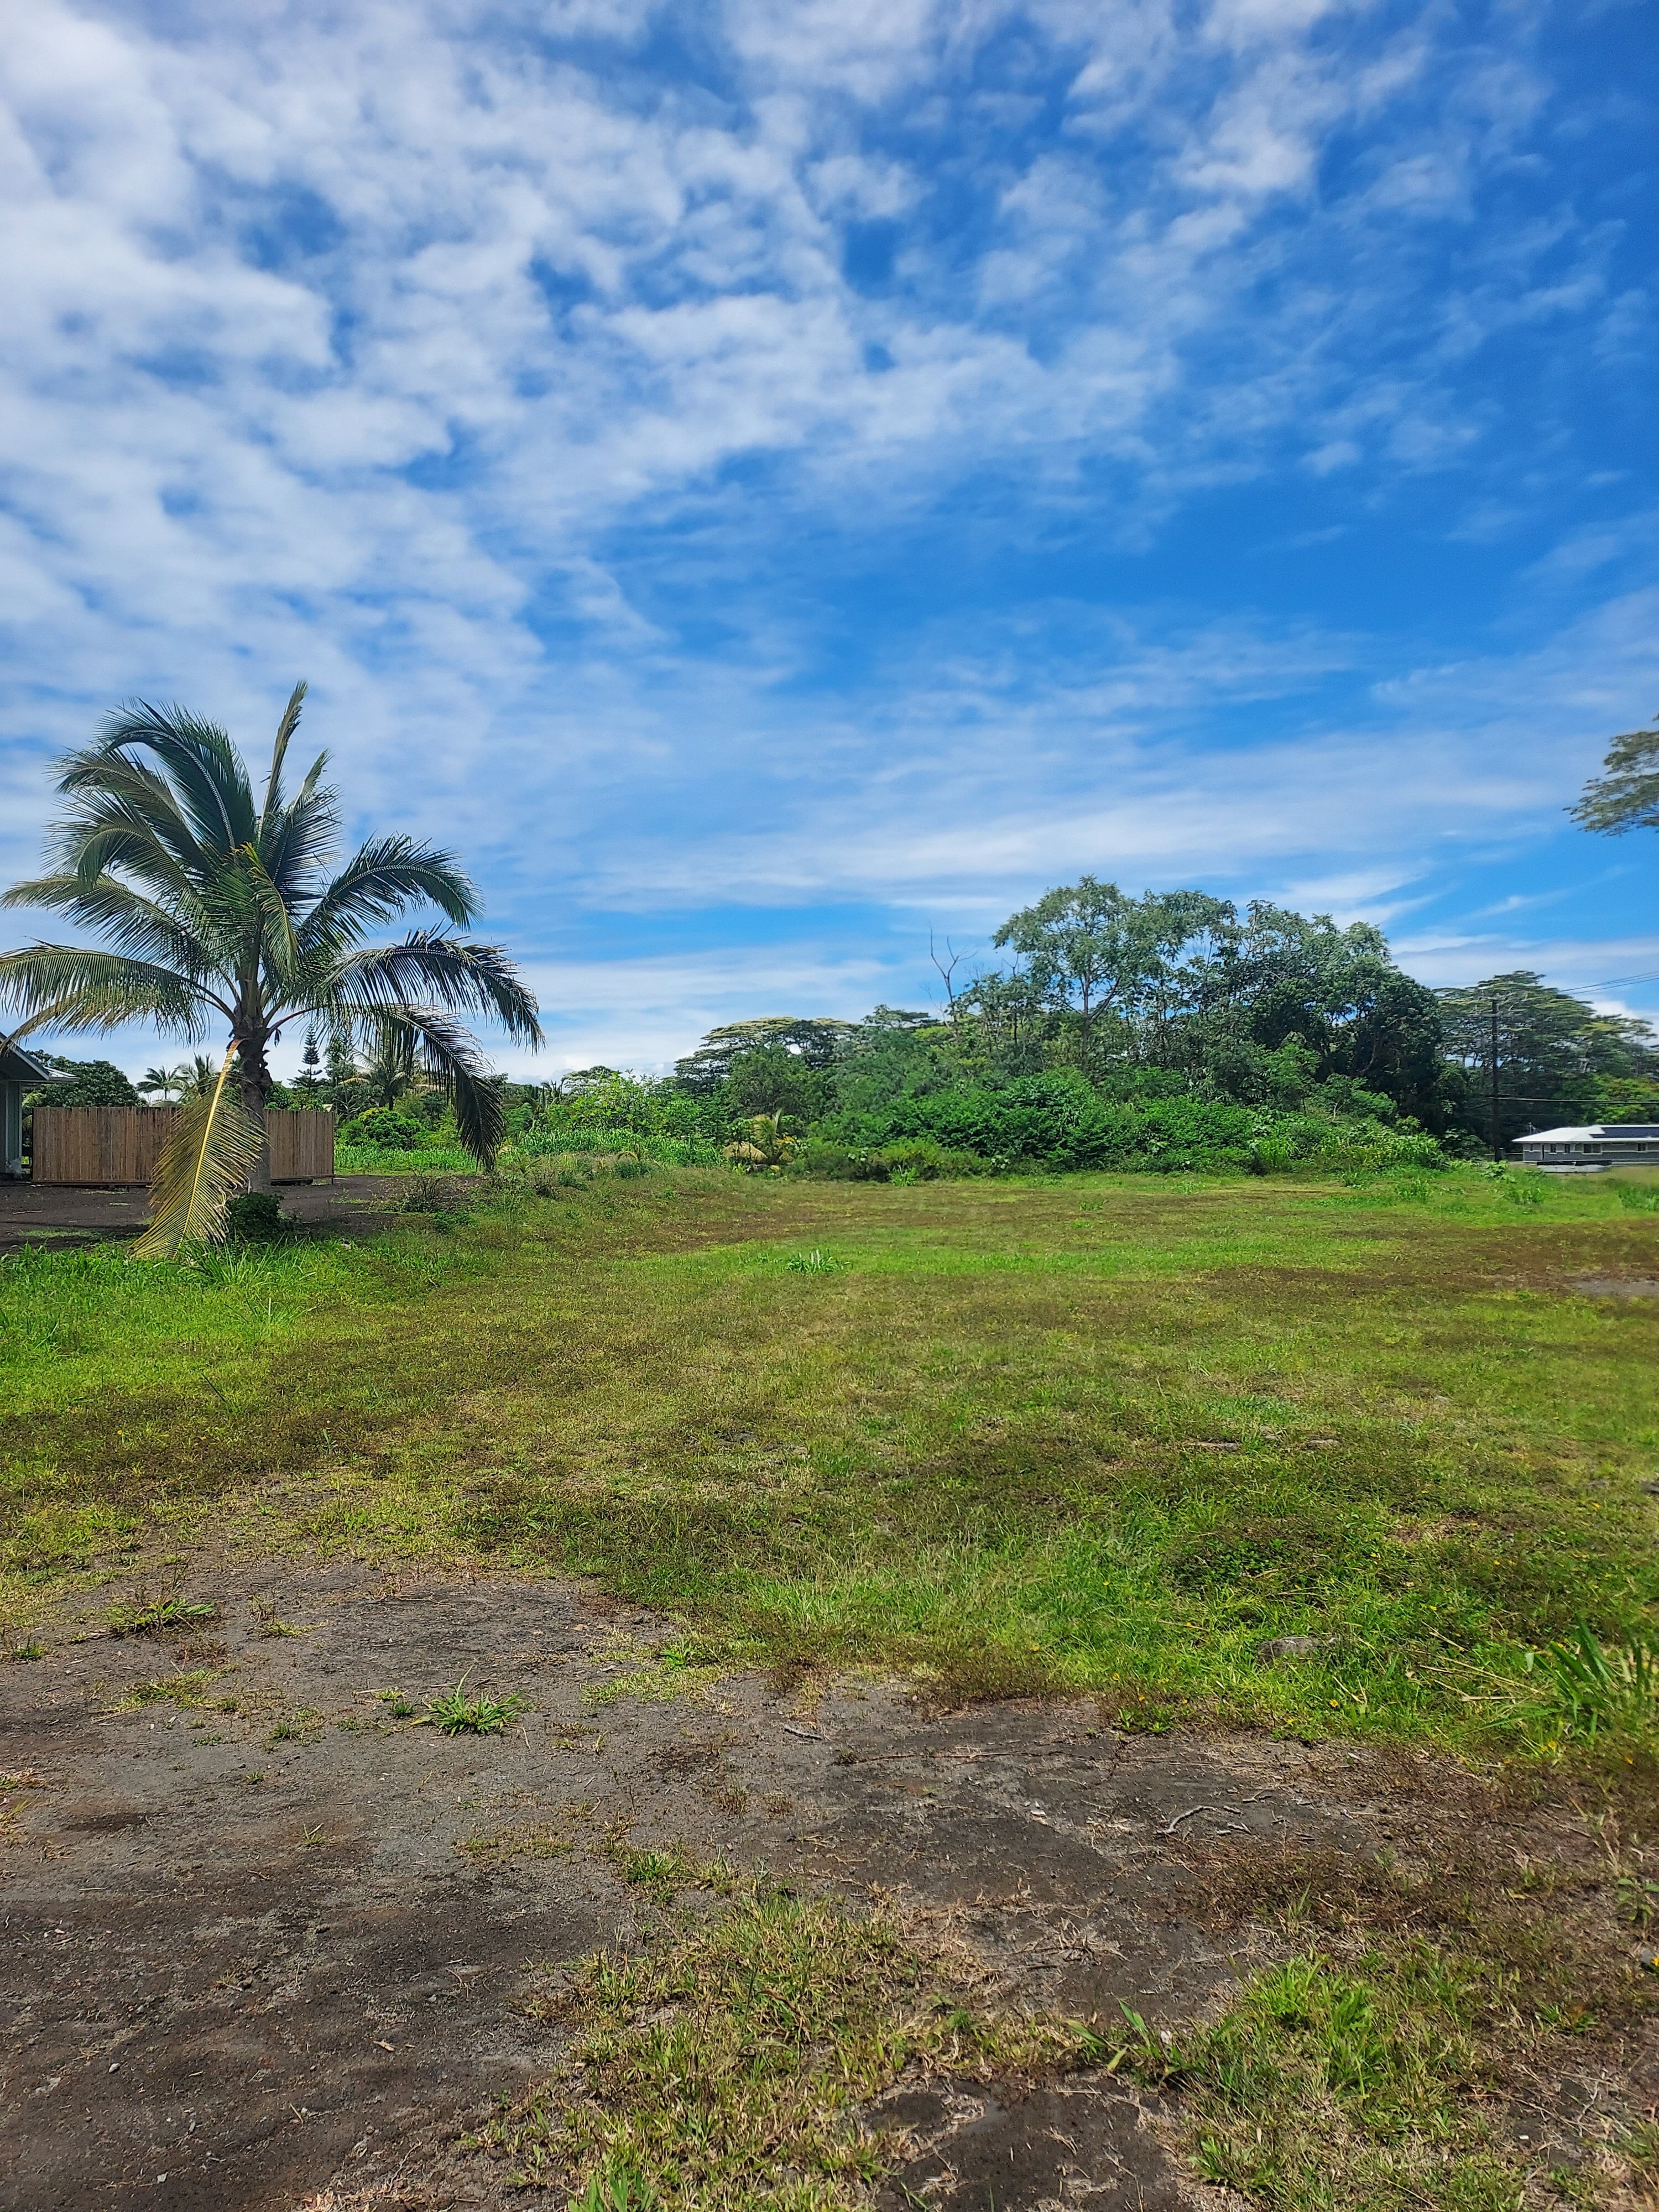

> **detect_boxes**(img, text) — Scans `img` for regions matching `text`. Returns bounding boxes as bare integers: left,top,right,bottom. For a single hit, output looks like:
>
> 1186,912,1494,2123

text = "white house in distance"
1516,1124,1659,1173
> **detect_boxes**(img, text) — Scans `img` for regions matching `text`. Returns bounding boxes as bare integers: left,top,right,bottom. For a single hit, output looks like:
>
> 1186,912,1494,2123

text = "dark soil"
0,1177,411,1256
0,1563,1642,2211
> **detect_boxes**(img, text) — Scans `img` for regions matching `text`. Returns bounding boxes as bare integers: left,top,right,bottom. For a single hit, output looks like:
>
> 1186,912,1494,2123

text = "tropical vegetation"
469,890,1657,1181
0,684,540,1245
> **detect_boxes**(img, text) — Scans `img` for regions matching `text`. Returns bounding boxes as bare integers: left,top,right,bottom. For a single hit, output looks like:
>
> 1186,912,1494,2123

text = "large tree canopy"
1571,712,1659,837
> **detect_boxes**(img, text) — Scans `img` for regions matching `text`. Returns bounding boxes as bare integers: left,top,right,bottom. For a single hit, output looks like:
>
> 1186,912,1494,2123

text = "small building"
1516,1124,1659,1173
1,1037,62,1178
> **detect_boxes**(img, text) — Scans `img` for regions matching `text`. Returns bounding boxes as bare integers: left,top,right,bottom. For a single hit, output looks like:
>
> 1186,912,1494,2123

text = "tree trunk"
238,1037,273,1192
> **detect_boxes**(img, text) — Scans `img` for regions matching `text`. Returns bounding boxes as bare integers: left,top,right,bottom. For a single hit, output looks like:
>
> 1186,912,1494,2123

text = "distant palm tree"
0,683,541,1250
138,1062,192,1104
179,1052,220,1102
357,1020,419,1110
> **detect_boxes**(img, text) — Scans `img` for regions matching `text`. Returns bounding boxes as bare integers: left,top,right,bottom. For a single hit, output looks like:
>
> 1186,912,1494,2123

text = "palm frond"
369,1007,507,1166
260,761,338,903
134,1047,268,1258
330,933,542,1041
0,945,216,1034
1,875,221,978
297,838,481,950
81,699,258,856
238,845,300,973
50,761,213,891
258,681,309,840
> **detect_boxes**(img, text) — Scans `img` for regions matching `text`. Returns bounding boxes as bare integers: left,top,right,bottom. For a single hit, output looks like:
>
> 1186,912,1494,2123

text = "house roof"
1519,1125,1659,1142
0,1036,58,1086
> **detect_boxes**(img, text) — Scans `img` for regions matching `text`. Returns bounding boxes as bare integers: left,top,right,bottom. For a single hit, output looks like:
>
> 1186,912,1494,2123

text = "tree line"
6,687,1657,1221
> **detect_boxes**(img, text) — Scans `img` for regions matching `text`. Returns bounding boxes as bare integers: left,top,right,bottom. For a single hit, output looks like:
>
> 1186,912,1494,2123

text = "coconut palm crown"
0,683,541,1187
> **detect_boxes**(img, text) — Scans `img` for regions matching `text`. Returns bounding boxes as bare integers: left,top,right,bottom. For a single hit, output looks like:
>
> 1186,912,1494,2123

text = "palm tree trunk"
237,1034,273,1192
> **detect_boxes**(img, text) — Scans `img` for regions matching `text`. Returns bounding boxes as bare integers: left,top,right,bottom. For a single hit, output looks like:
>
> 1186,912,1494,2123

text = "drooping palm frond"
330,933,543,1040
295,838,481,952
79,700,259,858
49,762,217,894
1,874,222,979
0,945,217,1034
134,1046,268,1258
371,1006,508,1166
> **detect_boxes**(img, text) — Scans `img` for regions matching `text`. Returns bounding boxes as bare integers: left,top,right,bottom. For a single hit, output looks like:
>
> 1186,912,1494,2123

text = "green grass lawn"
3,1164,1657,1759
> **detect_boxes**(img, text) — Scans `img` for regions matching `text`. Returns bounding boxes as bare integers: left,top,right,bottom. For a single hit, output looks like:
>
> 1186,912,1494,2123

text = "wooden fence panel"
32,1107,332,1185
32,1107,176,1185
267,1108,335,1182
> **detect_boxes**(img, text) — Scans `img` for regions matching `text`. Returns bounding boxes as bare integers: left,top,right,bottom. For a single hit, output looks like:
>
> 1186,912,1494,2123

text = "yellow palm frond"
134,1045,267,1258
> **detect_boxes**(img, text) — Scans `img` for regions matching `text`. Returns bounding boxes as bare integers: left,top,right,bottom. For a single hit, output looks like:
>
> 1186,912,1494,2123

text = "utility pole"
1489,994,1501,1162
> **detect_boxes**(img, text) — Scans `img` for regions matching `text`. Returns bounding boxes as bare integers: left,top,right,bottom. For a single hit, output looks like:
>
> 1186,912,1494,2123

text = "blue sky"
1,0,1655,1078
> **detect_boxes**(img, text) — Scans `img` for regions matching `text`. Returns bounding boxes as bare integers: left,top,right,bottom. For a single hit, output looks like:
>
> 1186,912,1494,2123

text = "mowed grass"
3,1165,1657,1756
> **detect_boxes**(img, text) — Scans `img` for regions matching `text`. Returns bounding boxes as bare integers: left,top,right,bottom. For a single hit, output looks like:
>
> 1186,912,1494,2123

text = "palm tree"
138,1062,192,1103
357,1020,419,1110
0,682,541,1249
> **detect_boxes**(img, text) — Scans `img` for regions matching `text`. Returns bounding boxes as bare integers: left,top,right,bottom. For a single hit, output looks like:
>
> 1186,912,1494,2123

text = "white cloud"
1,0,1652,1062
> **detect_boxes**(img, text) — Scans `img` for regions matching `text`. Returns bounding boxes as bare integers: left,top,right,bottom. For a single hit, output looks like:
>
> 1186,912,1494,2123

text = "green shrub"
336,1108,427,1150
223,1191,288,1242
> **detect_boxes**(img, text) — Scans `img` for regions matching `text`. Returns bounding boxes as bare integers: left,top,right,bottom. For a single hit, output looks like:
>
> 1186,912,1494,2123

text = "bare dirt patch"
0,1176,408,1257
1,1562,1652,2211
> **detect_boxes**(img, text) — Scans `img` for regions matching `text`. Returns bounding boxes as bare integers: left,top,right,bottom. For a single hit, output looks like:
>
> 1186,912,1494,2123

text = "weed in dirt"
124,1669,217,1709
377,1688,418,1719
106,1593,217,1637
589,1639,727,1707
1151,1823,1659,2206
425,1678,527,1735
251,1598,304,1637
8,1641,43,1661
487,1875,1099,2208
460,1823,576,1863
265,1707,324,1746
606,1839,736,1902
1113,1943,1530,2209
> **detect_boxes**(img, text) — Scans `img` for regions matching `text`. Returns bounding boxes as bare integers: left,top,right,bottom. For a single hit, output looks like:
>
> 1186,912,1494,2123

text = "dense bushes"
336,1107,429,1150
805,1073,1447,1177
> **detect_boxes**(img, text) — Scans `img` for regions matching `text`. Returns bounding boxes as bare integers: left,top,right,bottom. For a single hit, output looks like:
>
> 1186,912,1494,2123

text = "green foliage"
1526,1622,1659,1745
29,1056,138,1108
223,1191,288,1242
424,1677,528,1734
337,1107,428,1149
1439,969,1657,1150
1570,711,1659,836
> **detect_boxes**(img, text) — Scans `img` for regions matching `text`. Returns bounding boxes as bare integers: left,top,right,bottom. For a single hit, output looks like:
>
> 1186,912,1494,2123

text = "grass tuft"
424,1677,528,1735
1525,1621,1659,1747
106,1593,217,1637
784,1248,843,1275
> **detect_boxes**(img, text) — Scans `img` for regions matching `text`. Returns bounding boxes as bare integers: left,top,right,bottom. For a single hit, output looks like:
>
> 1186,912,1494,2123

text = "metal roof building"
1516,1124,1659,1172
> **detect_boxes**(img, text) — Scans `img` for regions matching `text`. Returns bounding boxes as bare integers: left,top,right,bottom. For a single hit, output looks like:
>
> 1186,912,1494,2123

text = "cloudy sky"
2,0,1655,1077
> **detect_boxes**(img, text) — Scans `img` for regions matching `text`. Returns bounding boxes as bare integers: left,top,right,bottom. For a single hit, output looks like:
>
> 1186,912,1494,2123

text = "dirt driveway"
0,1564,1644,2211
0,1177,409,1256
